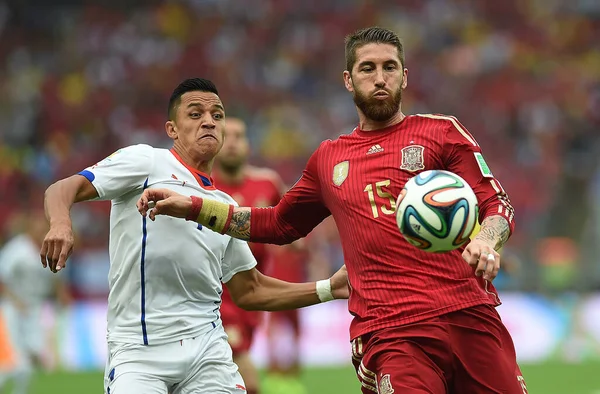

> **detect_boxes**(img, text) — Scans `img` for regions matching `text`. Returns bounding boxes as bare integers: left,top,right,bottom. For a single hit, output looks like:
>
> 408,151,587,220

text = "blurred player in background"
0,211,70,394
41,78,349,394
214,117,306,394
138,28,527,393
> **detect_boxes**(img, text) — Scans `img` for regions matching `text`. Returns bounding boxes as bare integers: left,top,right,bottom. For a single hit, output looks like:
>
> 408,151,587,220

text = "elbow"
45,180,59,197
229,272,265,311
233,293,262,311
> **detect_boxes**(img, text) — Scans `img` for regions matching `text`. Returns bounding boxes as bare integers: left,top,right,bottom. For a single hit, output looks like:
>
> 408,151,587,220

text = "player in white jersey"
0,212,70,394
40,78,348,394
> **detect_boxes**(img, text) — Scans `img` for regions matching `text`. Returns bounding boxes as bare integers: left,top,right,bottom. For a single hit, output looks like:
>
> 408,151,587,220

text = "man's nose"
201,114,216,128
374,69,386,88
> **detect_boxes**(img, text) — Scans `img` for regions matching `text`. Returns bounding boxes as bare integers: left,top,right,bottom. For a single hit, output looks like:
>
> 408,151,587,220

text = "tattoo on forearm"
227,209,251,240
473,215,510,250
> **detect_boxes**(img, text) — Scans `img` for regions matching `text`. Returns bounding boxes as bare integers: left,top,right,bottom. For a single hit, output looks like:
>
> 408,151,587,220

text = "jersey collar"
169,148,216,190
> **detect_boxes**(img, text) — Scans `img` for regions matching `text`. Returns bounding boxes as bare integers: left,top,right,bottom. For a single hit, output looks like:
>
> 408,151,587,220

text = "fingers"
40,240,49,268
485,252,501,281
137,192,149,216
474,252,488,278
148,200,165,221
40,231,73,273
50,240,62,272
56,241,73,272
137,189,174,217
462,243,501,281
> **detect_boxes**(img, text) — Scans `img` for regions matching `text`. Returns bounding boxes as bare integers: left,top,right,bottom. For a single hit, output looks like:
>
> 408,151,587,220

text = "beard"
218,156,244,174
352,84,402,122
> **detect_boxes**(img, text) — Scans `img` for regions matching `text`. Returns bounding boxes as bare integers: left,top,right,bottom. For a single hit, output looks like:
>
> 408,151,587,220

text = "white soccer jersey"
79,144,257,345
0,234,56,306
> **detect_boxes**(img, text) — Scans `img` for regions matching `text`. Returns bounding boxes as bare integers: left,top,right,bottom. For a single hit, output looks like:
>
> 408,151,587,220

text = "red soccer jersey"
250,114,516,340
214,166,284,326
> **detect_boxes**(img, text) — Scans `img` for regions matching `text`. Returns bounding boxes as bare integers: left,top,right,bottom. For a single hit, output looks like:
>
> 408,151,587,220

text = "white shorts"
104,322,246,394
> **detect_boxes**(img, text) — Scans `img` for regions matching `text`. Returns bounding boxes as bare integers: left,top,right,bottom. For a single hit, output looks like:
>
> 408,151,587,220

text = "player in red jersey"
137,27,527,394
213,117,285,394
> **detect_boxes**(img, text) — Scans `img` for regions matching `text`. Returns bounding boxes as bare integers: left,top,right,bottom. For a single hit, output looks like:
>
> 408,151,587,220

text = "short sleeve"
78,144,154,201
221,238,258,283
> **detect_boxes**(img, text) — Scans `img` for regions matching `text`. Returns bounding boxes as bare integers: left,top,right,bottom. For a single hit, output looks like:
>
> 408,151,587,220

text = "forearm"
473,215,511,251
189,197,300,244
45,175,98,225
226,208,251,240
237,277,321,311
45,181,78,226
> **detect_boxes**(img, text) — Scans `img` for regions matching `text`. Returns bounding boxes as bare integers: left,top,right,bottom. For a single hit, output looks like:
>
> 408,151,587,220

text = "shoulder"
119,144,156,154
324,126,358,146
107,144,157,161
413,113,462,127
413,114,477,145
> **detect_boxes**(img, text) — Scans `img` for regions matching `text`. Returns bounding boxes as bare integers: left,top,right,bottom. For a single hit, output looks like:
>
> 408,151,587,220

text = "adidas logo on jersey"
367,144,384,155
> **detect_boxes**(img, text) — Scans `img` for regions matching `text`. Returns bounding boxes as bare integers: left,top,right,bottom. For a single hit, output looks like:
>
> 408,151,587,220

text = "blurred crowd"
0,0,599,296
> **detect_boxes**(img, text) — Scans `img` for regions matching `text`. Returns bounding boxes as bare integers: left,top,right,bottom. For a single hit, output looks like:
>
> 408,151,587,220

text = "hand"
462,239,500,281
40,221,74,273
136,188,192,221
330,265,350,300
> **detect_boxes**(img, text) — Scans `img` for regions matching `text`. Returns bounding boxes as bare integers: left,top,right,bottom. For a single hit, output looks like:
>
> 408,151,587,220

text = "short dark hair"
168,78,219,120
344,27,405,72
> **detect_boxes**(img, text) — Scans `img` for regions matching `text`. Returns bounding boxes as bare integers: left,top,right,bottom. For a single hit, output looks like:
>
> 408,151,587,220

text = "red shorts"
221,310,260,355
351,304,528,394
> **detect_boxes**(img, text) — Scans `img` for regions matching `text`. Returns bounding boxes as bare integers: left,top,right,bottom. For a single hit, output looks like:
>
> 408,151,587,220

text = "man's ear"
343,70,354,93
165,120,178,140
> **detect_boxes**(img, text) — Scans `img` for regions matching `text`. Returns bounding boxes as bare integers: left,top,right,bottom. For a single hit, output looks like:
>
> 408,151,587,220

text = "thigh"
105,342,170,394
176,326,246,394
352,330,449,394
449,305,528,394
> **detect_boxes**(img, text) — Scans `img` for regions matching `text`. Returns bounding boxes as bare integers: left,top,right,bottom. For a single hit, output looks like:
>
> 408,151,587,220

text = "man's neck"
172,145,213,174
358,110,406,131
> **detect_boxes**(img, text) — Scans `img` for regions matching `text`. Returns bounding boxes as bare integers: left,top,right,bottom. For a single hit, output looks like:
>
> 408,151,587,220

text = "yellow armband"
186,196,234,234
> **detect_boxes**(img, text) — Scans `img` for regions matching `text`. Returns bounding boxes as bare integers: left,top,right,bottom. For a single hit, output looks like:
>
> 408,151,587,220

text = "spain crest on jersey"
378,374,395,394
400,145,425,172
332,161,349,186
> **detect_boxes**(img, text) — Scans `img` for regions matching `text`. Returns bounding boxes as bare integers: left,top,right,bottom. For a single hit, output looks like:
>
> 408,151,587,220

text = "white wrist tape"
316,279,334,302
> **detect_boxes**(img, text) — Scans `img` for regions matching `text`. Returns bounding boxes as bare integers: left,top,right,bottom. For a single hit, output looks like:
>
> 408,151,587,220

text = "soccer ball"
395,170,479,253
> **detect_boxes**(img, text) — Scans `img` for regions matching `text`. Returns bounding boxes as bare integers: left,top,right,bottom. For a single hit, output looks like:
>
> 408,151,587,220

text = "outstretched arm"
226,265,348,311
138,190,330,244
138,147,330,244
